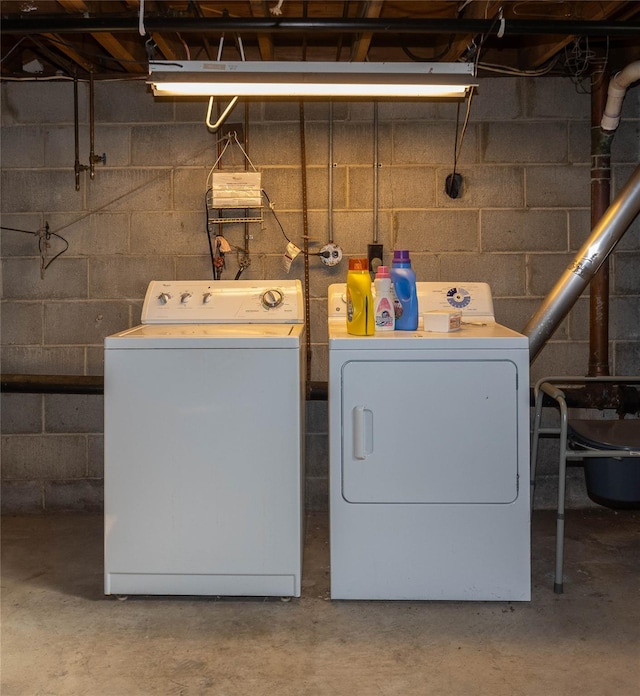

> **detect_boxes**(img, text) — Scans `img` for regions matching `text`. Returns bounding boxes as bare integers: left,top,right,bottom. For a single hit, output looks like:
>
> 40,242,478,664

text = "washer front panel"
105,343,304,596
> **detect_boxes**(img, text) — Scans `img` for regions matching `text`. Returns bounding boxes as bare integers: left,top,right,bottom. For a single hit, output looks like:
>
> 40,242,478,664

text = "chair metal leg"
554,407,569,594
530,394,544,511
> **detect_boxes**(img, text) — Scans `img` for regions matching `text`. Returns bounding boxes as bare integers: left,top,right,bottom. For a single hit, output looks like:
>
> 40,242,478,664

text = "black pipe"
73,76,86,191
1,374,104,395
4,375,639,414
0,373,328,399
2,16,639,37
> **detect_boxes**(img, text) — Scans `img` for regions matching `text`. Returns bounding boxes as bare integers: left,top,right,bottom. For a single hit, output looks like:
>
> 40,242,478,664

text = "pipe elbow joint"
599,62,640,133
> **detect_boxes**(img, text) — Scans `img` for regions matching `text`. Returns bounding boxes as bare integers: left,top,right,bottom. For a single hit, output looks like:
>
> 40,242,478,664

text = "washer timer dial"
446,287,471,309
261,289,284,309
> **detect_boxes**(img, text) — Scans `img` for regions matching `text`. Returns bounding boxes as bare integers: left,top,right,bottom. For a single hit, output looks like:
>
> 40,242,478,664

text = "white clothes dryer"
104,280,305,597
328,282,530,601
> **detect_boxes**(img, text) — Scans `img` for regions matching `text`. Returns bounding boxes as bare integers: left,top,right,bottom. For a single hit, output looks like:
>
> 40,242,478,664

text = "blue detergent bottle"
390,249,418,330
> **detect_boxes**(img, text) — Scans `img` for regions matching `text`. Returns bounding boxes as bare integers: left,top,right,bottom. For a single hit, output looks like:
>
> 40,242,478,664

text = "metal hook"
206,96,239,133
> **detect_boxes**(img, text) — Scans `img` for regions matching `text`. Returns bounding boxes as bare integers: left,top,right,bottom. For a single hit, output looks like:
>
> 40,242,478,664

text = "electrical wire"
447,88,474,197
0,225,36,234
260,189,325,259
0,74,147,83
204,189,217,280
564,36,609,94
0,37,27,64
1,223,69,274
477,54,561,76
401,37,455,63
177,34,191,60
38,223,69,274
43,34,149,69
1,34,150,76
261,189,293,245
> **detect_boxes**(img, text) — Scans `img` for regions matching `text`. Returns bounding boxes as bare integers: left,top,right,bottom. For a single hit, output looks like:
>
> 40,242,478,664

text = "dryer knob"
158,292,171,305
202,292,212,304
261,289,284,309
180,292,192,304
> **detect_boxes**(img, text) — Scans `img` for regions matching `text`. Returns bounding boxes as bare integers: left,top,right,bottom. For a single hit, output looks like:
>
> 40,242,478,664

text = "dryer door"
341,358,520,504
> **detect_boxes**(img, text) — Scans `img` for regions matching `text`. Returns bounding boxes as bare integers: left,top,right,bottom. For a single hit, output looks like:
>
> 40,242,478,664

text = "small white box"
423,310,462,332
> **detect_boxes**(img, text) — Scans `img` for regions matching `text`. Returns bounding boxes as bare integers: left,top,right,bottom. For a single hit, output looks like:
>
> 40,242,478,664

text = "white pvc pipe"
601,60,640,132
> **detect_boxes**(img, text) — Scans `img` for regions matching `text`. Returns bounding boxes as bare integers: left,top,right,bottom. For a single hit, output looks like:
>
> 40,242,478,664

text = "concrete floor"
1,510,639,696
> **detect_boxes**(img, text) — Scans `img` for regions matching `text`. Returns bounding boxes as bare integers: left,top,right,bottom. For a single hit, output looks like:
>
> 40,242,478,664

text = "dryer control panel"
419,282,495,322
141,280,304,324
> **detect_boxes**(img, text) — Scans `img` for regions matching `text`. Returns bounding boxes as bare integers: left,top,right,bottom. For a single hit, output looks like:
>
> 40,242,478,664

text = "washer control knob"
158,292,171,305
180,292,192,304
261,289,284,309
202,292,212,304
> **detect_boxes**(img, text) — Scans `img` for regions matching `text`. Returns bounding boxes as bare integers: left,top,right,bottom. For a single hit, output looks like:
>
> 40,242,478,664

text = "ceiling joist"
56,0,146,73
1,2,638,79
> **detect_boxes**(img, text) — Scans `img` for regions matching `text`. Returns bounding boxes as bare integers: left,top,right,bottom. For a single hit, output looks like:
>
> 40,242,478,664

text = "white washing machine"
328,282,530,601
104,280,305,597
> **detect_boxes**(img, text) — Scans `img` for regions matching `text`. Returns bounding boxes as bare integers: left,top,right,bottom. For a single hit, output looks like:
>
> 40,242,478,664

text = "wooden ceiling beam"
42,32,96,72
520,1,640,68
93,32,146,72
439,1,503,63
249,0,275,61
151,33,184,61
351,0,384,62
123,0,184,61
56,0,146,73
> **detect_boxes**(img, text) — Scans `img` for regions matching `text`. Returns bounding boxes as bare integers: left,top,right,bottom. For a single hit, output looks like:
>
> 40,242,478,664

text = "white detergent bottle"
373,265,395,332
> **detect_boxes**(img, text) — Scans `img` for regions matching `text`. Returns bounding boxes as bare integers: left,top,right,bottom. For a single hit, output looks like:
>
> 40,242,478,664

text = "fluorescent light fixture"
148,60,476,99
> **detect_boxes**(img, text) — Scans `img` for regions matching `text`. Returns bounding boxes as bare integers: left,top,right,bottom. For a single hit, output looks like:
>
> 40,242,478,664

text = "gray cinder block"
1,434,87,480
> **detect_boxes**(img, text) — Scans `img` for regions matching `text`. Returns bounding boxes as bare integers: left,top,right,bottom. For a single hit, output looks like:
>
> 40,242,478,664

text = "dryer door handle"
353,405,372,460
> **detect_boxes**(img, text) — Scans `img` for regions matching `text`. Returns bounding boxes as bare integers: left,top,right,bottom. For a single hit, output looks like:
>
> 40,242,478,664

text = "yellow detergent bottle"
346,257,375,336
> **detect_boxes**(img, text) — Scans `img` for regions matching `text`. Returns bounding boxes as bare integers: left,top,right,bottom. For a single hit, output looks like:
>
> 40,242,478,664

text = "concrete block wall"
2,76,639,513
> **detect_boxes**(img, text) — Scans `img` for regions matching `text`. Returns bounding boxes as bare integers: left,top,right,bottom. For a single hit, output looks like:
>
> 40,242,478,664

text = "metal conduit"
299,102,312,398
373,102,379,245
328,102,334,245
524,163,640,363
3,17,639,36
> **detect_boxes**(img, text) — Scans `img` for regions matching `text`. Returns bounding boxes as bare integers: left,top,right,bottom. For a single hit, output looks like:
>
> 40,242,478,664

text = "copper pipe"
73,76,88,191
588,67,611,377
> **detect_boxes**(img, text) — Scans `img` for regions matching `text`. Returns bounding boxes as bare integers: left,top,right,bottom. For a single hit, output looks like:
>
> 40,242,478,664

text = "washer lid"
105,323,304,349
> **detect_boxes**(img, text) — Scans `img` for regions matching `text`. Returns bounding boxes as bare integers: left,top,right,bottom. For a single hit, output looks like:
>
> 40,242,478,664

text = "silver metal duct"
524,163,640,363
